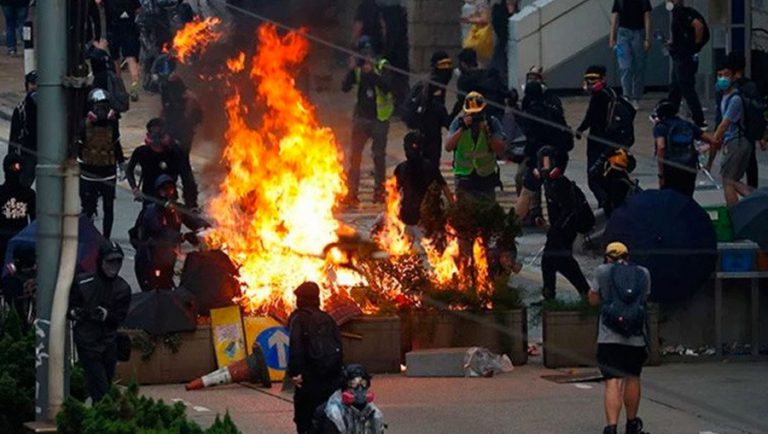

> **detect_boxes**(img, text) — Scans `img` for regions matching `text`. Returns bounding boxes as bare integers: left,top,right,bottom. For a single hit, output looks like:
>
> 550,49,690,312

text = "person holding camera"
445,91,506,201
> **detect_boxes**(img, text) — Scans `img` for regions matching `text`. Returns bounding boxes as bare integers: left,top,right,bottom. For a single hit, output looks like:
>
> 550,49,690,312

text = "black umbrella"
730,188,768,250
123,289,199,335
179,250,240,314
604,189,717,303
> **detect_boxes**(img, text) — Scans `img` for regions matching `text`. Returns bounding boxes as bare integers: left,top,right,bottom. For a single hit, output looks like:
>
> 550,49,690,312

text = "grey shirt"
590,263,651,347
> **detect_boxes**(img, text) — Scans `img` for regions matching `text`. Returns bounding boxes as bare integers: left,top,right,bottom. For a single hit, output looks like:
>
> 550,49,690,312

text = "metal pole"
745,0,753,76
35,0,67,422
23,21,35,74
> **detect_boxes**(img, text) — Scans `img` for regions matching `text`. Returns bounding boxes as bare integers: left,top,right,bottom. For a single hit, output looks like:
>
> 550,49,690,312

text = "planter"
115,326,217,385
341,316,401,373
543,305,660,369
401,309,528,366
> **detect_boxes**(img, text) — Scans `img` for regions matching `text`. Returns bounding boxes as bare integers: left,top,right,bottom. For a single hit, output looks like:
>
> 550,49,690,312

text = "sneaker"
7,48,17,56
626,417,648,434
130,81,140,102
602,425,618,434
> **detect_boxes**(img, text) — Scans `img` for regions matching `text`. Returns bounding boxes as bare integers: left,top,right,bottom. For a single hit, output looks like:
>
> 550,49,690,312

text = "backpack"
604,88,636,147
663,118,698,169
568,180,595,234
107,70,130,113
401,81,429,129
82,122,117,166
298,309,343,375
738,81,768,142
685,8,710,53
601,263,648,338
527,95,574,152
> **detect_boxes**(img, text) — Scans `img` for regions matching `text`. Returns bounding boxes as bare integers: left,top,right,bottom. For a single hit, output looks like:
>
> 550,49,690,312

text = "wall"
404,0,465,72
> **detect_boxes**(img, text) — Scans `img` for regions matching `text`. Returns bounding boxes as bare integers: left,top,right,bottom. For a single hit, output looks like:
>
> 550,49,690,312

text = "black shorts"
597,343,647,379
108,22,140,59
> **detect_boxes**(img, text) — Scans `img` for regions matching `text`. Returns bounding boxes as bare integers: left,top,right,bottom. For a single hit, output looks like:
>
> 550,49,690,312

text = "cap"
430,51,453,70
463,91,486,114
605,242,629,260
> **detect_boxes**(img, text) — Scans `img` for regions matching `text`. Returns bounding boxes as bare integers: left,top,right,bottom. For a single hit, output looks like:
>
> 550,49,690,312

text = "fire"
373,177,413,257
226,52,246,73
207,25,355,314
173,17,222,63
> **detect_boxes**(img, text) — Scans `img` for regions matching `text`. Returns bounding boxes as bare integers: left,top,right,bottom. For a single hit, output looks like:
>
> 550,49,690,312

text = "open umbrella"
729,188,768,250
3,215,107,277
123,288,199,335
603,189,717,303
179,250,240,315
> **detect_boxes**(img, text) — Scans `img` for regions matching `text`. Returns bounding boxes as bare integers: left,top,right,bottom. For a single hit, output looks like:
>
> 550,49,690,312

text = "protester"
590,148,639,216
88,42,115,91
652,99,718,197
0,244,36,327
393,132,453,227
576,65,613,208
589,242,651,434
0,154,35,266
100,0,142,101
288,281,343,434
69,240,131,402
451,48,507,121
313,364,385,434
126,118,199,209
78,88,125,238
341,36,394,205
161,73,203,156
0,0,28,55
609,0,652,108
667,0,708,129
707,63,756,207
8,71,37,187
402,51,453,164
445,91,506,201
539,153,593,301
489,0,519,83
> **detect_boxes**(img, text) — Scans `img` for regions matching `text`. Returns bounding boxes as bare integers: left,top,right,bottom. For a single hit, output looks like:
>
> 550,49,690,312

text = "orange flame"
172,17,222,63
374,177,413,257
207,25,354,314
226,52,246,73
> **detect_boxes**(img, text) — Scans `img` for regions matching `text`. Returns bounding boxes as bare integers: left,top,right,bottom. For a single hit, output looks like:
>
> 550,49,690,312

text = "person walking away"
100,0,143,101
161,73,203,156
288,281,343,434
707,63,755,207
576,65,614,209
314,364,385,434
589,242,651,434
0,154,35,266
68,241,131,402
489,0,519,83
0,0,28,55
609,0,652,109
341,36,394,205
445,92,506,201
515,80,572,223
539,154,594,301
8,71,37,187
666,0,709,129
126,118,199,209
402,51,453,165
78,88,126,238
652,99,718,197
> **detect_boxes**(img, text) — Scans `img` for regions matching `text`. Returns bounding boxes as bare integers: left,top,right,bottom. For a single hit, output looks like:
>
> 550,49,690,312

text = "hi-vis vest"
82,121,116,166
453,125,497,177
355,58,394,122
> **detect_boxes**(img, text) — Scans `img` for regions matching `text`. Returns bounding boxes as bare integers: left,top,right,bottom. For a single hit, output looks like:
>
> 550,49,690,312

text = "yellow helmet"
605,242,629,260
607,149,630,171
463,91,487,114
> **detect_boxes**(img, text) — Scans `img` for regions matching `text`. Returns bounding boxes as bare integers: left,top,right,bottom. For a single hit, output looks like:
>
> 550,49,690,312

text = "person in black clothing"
8,71,37,188
489,0,519,83
576,65,613,208
126,118,198,209
0,154,35,266
405,51,453,164
99,0,142,101
288,281,343,434
352,0,384,55
68,240,131,401
393,132,452,226
87,42,115,92
666,0,707,128
0,244,36,327
161,74,203,156
451,48,508,121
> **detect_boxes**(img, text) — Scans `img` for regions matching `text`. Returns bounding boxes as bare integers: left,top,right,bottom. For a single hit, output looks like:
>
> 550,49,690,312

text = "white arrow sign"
268,329,290,368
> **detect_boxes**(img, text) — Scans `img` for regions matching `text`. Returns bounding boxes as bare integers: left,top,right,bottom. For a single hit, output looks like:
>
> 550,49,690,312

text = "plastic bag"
463,24,494,63
463,347,514,377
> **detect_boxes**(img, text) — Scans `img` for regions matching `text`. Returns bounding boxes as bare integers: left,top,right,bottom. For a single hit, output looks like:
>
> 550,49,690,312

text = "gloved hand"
90,306,108,322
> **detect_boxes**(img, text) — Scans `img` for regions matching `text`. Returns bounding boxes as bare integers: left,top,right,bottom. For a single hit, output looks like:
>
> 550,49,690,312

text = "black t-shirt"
612,0,652,30
394,158,446,226
342,69,382,120
670,6,703,58
104,0,141,25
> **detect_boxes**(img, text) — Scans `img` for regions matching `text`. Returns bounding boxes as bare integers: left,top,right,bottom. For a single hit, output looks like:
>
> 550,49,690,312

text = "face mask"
342,385,374,409
405,148,422,161
665,1,674,12
101,258,123,279
434,69,453,85
716,76,732,91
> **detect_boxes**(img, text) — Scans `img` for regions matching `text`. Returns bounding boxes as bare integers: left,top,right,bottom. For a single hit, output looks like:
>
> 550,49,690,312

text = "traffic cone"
186,342,272,390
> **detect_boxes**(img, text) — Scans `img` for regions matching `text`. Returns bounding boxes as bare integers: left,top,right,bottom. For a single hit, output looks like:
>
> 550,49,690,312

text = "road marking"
699,431,720,434
192,406,211,412
573,383,593,389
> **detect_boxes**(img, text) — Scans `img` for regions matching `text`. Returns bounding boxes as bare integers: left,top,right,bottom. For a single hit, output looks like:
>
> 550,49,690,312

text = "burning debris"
172,16,223,63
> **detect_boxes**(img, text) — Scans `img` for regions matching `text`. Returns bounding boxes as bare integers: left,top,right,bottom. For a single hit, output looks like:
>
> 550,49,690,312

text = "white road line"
573,383,593,389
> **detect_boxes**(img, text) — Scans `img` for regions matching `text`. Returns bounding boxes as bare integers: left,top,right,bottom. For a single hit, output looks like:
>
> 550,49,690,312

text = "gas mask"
342,381,374,410
100,255,123,279
87,102,116,124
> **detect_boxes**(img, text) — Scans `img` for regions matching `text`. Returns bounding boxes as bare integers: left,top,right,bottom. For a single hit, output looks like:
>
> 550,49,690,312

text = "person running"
445,92,506,201
342,36,394,205
99,0,142,101
609,0,652,108
0,0,29,55
666,0,708,129
589,242,651,434
576,65,613,208
0,154,35,267
8,71,37,187
288,281,343,434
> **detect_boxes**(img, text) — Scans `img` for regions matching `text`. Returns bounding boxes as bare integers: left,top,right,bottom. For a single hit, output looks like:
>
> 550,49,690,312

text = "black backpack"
604,88,636,147
663,118,698,169
601,263,648,338
107,70,130,113
684,8,710,53
738,81,768,142
401,81,429,129
298,309,343,375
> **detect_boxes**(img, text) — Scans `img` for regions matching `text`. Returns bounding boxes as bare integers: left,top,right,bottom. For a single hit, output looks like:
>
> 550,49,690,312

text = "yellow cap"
463,91,487,114
608,149,630,171
605,242,629,259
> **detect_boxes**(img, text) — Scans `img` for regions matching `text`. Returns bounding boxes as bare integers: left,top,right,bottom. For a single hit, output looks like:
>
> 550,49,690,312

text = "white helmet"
88,88,110,103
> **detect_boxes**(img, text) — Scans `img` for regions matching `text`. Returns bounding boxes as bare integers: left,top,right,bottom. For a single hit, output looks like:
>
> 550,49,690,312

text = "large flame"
173,17,222,63
207,25,351,314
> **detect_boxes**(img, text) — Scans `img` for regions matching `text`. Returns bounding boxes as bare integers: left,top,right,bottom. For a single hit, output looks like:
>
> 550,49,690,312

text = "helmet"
356,36,374,53
88,88,110,104
605,242,629,260
525,65,544,83
343,364,372,386
25,71,38,87
463,91,486,114
607,149,630,171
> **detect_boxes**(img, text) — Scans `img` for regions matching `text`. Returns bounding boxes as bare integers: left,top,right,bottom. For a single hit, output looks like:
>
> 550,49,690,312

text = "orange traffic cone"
186,343,272,390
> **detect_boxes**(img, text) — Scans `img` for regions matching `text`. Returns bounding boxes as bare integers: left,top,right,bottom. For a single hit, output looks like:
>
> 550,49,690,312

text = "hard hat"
463,91,487,114
607,149,630,171
88,88,110,103
605,242,629,259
